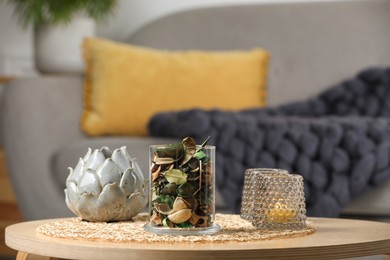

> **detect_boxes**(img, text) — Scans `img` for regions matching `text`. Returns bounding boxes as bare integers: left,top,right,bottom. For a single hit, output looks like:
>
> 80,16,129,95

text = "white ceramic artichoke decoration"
64,146,147,222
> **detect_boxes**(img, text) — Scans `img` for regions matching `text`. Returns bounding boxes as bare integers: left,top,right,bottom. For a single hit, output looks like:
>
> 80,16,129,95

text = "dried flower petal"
168,209,192,224
152,165,161,182
172,197,189,212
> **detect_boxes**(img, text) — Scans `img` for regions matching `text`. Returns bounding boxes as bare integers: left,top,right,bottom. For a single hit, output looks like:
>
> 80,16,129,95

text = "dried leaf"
155,143,184,159
161,183,177,195
178,222,193,228
187,172,200,181
177,182,195,197
181,137,197,165
163,218,174,227
188,158,199,169
163,169,187,184
154,157,175,165
153,195,174,208
194,151,206,160
182,137,197,150
154,203,173,215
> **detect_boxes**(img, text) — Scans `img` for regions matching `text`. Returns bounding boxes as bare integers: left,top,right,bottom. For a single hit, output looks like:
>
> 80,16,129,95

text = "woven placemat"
36,214,315,243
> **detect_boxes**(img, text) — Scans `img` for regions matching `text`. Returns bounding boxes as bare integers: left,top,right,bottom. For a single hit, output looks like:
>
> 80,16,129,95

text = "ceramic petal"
119,168,137,197
65,181,79,205
65,167,74,185
133,170,144,193
70,158,84,182
100,146,112,159
96,159,121,187
65,185,79,216
111,146,131,172
85,149,105,171
120,146,131,161
78,169,102,195
124,192,147,218
64,190,75,214
98,183,127,220
83,147,92,162
130,158,145,183
76,193,101,221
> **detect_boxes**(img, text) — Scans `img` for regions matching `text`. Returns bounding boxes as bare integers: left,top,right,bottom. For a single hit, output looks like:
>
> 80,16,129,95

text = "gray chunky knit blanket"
148,67,390,217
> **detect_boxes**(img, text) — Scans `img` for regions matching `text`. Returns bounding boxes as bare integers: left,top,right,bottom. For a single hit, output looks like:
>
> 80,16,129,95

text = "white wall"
0,0,345,75
0,1,35,76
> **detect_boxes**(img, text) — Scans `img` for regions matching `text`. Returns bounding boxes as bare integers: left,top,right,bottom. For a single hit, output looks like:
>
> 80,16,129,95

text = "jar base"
143,223,221,236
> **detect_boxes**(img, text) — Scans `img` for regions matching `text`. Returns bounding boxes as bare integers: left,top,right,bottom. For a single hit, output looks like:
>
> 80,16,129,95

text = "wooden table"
5,217,390,260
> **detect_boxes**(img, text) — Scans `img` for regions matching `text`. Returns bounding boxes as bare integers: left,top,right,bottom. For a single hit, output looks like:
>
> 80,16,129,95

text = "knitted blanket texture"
148,67,390,217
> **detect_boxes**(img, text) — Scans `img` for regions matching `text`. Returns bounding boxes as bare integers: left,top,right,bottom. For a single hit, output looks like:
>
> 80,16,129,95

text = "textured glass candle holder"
241,168,289,221
241,169,307,230
144,143,221,235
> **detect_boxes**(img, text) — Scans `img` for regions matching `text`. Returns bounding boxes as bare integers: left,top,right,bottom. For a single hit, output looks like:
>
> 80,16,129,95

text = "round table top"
5,217,390,260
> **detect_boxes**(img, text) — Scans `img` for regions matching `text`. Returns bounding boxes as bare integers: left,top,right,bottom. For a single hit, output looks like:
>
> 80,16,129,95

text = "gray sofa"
3,0,390,220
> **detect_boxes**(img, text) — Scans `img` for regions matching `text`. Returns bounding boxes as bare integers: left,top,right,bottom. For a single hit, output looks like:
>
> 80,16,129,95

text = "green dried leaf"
161,183,177,195
153,195,174,208
188,158,199,170
178,222,193,228
163,218,170,227
155,143,184,159
194,151,206,160
187,172,200,181
177,182,195,197
163,169,187,185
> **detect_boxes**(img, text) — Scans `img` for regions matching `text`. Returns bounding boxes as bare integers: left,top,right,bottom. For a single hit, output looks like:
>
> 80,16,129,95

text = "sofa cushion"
82,37,269,136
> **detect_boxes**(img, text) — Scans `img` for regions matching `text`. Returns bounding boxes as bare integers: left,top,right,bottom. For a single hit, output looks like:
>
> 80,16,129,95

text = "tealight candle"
267,201,297,223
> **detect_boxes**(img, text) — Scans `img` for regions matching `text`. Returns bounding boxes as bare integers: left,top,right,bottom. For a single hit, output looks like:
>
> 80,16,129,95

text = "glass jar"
144,144,221,235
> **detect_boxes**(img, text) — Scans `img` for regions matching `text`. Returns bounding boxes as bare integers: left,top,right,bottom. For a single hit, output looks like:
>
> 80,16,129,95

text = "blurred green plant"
8,0,117,28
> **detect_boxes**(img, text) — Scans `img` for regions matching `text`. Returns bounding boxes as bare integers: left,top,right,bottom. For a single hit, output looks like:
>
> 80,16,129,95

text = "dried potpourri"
150,137,214,228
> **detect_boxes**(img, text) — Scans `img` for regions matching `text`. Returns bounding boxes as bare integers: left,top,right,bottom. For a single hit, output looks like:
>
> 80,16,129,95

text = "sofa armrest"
2,76,85,220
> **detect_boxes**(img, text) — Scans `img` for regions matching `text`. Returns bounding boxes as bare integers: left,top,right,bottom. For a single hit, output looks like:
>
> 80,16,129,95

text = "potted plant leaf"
8,0,117,74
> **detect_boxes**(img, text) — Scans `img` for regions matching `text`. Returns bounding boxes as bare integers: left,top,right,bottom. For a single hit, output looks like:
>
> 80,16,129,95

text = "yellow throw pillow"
82,38,269,136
